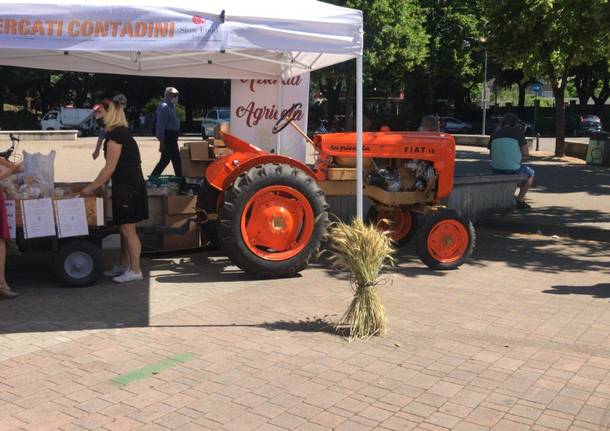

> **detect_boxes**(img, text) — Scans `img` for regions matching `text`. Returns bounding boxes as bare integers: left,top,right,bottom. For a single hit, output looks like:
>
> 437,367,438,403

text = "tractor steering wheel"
272,103,302,135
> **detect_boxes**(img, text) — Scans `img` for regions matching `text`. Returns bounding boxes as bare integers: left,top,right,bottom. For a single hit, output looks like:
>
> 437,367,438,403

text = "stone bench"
0,130,78,141
454,134,535,150
565,140,587,160
447,174,527,222
326,173,527,223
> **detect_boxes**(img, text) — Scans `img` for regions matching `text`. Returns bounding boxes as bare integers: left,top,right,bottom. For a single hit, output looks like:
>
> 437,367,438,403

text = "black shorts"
112,182,149,226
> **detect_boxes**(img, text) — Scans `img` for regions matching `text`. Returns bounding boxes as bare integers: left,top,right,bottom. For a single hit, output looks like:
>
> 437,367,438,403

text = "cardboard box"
162,232,200,250
180,148,210,178
164,195,197,215
136,196,164,227
165,214,198,232
187,141,213,161
213,146,233,158
162,214,200,250
214,122,230,139
208,137,226,148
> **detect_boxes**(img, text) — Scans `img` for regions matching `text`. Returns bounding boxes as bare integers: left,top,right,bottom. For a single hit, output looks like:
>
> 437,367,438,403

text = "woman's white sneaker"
104,265,128,277
113,270,144,283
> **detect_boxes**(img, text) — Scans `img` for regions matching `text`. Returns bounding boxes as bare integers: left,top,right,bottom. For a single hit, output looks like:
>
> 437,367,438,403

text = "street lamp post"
481,37,488,135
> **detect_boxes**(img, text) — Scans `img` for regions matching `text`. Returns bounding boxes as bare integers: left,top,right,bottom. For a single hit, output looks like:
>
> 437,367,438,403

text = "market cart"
10,188,110,287
9,184,202,287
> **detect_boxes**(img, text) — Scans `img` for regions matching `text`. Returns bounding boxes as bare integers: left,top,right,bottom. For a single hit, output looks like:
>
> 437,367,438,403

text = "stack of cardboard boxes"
162,194,199,250
161,134,230,250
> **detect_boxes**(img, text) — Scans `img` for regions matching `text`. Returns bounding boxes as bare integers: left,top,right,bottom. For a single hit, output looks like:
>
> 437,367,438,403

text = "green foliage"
482,0,609,86
422,0,484,84
323,0,429,93
482,0,610,154
142,97,186,121
0,110,40,130
143,98,161,114
350,0,428,89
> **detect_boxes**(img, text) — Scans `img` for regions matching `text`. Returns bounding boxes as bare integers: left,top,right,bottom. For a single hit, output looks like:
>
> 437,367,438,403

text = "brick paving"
0,228,609,431
1,137,609,430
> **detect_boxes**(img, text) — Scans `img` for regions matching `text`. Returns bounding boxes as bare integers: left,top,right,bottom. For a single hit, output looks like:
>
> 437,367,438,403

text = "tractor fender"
207,153,316,191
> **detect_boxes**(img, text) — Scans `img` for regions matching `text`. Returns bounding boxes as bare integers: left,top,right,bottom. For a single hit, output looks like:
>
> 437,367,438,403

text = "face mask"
172,96,179,104
96,117,105,127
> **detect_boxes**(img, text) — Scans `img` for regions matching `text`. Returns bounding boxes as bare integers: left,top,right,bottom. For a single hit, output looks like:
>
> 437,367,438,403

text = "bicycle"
1,134,21,162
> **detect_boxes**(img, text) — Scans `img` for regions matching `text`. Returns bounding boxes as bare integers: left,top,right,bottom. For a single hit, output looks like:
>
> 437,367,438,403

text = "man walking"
151,87,182,177
489,113,534,209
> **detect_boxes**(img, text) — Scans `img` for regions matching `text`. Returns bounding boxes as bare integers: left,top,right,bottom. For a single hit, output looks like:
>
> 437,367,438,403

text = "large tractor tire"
367,207,418,247
416,209,475,270
219,163,328,278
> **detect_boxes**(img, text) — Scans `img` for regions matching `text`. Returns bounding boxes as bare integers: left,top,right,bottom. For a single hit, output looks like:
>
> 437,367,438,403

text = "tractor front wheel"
416,209,475,270
219,164,328,278
367,207,417,247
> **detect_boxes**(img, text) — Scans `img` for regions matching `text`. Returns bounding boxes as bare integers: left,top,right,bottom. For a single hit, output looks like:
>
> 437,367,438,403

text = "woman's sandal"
0,285,18,299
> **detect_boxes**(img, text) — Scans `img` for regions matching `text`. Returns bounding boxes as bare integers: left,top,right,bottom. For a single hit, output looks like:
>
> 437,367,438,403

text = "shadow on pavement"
544,284,610,299
381,230,610,278
468,231,610,274
0,253,150,334
150,252,254,284
0,250,308,334
147,317,340,335
494,205,610,226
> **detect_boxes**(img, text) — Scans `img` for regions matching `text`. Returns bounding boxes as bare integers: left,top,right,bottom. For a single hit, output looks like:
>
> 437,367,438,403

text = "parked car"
201,108,230,139
439,117,472,134
486,115,534,136
573,115,602,137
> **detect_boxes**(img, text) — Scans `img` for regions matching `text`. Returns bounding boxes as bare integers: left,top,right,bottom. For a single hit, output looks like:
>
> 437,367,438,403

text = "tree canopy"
481,0,610,155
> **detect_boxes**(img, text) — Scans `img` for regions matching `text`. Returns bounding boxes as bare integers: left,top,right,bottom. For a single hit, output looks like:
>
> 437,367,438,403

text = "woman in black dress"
81,98,148,283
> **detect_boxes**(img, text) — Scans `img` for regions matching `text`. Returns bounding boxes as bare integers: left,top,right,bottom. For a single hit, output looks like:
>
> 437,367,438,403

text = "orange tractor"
197,104,475,277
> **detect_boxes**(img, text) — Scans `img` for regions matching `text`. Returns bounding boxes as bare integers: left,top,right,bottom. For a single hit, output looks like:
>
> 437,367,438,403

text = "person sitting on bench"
489,113,534,209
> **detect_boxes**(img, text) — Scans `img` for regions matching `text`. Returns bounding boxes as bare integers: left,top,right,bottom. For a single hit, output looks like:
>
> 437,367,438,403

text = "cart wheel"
367,207,417,246
416,209,475,270
53,240,104,287
219,163,328,278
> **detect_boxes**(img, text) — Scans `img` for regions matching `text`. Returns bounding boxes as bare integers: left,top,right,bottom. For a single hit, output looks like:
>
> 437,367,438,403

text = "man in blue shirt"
489,113,535,209
151,87,182,177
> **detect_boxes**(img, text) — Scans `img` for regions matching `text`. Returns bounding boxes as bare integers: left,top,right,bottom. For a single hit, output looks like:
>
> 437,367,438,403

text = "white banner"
230,75,310,162
0,2,362,55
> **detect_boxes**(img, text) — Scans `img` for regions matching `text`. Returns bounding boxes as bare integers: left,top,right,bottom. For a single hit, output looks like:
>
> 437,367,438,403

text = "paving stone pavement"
1,228,609,431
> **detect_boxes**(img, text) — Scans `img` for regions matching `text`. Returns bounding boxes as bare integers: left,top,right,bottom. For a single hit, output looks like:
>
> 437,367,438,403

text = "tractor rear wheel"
367,207,417,246
416,209,475,270
219,163,328,278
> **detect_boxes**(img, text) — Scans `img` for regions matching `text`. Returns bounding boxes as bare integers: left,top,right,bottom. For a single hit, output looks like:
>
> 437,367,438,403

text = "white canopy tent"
0,0,366,218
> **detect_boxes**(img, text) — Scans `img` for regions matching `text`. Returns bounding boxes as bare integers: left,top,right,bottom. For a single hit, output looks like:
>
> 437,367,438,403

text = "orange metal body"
313,132,456,200
206,133,316,191
207,131,456,203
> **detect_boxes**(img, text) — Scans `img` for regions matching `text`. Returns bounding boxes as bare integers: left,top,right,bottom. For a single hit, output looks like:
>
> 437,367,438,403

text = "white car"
201,108,230,139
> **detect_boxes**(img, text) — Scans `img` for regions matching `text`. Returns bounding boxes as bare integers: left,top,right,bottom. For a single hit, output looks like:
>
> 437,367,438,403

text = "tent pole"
356,55,364,220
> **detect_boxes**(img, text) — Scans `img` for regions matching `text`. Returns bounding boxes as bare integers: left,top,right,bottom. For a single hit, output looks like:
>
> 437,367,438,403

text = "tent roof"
0,0,363,78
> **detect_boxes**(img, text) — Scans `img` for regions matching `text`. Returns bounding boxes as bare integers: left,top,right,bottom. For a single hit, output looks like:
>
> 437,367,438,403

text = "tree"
482,0,610,156
572,60,610,114
496,68,534,113
414,0,486,114
318,0,429,129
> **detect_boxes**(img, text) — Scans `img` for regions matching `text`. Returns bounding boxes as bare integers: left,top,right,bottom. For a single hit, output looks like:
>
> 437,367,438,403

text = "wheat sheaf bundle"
329,218,395,340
